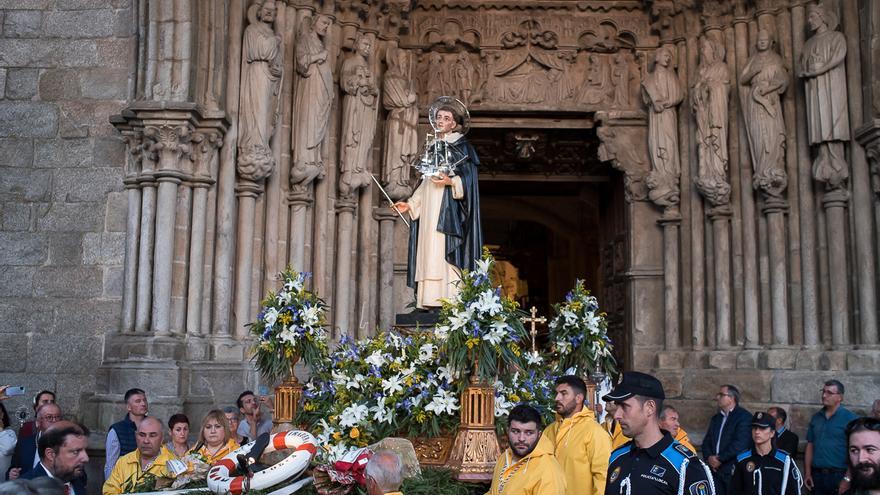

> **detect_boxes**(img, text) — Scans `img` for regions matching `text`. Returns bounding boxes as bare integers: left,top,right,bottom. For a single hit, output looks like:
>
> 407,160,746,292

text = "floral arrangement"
249,268,330,383
298,331,461,463
548,279,617,379
494,366,556,430
435,250,529,383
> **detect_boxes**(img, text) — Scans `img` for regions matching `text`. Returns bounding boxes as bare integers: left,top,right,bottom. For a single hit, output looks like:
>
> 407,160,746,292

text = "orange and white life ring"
207,430,317,494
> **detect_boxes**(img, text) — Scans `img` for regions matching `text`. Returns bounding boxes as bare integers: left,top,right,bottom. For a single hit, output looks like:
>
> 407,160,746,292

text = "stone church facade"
1,0,879,446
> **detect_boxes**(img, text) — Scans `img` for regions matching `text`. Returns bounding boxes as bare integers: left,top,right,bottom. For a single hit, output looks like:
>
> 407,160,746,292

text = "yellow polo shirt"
543,408,611,495
103,448,175,495
675,427,696,453
487,440,566,495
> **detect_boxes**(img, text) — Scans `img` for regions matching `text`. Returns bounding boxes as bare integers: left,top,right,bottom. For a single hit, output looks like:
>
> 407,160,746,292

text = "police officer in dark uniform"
605,371,716,495
730,412,802,495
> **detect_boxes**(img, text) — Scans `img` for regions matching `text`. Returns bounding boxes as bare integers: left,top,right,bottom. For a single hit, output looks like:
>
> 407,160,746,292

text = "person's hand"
0,385,9,400
431,173,452,186
259,395,275,413
707,455,721,470
837,477,850,494
7,468,20,480
804,472,814,490
392,202,409,214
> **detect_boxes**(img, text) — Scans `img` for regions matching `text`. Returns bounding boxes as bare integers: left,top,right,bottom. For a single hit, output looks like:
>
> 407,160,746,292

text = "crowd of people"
0,375,877,495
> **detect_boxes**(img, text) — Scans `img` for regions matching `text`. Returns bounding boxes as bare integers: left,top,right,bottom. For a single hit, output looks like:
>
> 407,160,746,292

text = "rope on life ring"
207,430,317,495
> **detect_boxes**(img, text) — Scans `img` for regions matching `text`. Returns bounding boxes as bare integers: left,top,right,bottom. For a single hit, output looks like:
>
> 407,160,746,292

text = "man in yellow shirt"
659,405,696,452
488,404,566,495
543,376,612,495
104,416,175,494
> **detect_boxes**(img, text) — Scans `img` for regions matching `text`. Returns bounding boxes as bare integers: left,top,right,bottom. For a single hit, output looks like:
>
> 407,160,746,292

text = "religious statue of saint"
237,0,282,182
578,54,612,105
338,33,379,197
741,29,789,198
800,2,850,189
642,46,683,207
392,105,483,309
611,51,636,107
290,14,333,192
381,47,418,201
692,36,731,206
452,52,474,104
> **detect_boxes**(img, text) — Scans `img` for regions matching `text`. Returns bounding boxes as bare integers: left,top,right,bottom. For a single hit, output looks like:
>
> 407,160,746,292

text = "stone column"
659,210,681,349
135,162,157,333
763,198,790,347
373,207,398,332
790,2,821,348
144,123,192,336
822,190,850,346
854,120,880,346
233,181,264,338
186,128,224,337
733,13,760,349
288,190,314,270
707,206,733,348
841,0,878,345
334,196,358,336
117,128,144,334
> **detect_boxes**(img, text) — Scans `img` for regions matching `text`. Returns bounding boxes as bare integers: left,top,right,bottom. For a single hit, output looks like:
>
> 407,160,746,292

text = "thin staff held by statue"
371,174,411,227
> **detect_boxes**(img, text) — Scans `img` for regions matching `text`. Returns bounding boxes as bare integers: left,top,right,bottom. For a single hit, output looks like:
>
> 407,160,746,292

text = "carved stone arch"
423,19,481,52
578,20,636,52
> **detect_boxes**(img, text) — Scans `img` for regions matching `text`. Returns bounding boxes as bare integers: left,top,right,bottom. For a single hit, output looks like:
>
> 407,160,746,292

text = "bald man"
365,450,404,495
103,417,174,495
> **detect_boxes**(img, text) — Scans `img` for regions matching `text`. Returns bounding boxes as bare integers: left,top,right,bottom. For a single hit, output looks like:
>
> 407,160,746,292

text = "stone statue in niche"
382,47,418,201
451,52,475,104
423,52,451,105
338,33,379,197
741,29,789,198
611,51,637,107
800,2,850,190
642,46,683,207
692,36,731,206
237,0,282,182
578,53,612,105
290,14,334,193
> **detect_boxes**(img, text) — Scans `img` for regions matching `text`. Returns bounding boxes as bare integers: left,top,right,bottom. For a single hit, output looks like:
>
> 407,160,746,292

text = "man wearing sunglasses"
805,380,858,495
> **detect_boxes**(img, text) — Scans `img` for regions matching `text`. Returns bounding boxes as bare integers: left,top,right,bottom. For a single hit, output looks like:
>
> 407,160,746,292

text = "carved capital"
144,124,193,173
595,112,650,203
854,120,880,199
190,128,223,181
336,195,359,212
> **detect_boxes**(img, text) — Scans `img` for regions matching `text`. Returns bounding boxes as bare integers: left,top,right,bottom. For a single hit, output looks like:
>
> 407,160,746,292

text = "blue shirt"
806,406,857,469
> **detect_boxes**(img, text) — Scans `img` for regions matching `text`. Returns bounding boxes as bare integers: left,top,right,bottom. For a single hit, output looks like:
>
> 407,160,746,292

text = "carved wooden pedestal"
446,380,500,482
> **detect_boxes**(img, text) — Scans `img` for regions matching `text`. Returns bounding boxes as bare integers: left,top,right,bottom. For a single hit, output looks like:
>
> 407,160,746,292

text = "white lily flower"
418,343,435,363
365,350,385,368
278,326,295,344
556,340,572,354
371,403,394,424
449,310,472,331
437,365,458,384
381,374,404,395
434,325,450,341
263,307,279,327
302,305,321,326
276,291,292,306
475,289,503,316
475,258,492,276
562,310,577,327
339,403,369,428
425,390,459,416
525,350,543,365
483,321,507,346
494,395,513,417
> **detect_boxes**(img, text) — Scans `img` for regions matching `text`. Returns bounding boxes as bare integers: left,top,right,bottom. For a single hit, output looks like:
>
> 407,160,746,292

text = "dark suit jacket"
776,428,800,457
7,432,38,479
702,405,753,467
21,462,87,495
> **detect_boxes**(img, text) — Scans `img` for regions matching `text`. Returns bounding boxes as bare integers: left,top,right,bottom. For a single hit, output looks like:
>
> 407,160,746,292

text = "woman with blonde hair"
189,409,240,464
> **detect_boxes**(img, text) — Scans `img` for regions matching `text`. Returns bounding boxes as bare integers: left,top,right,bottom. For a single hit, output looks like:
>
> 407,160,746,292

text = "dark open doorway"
469,125,628,361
